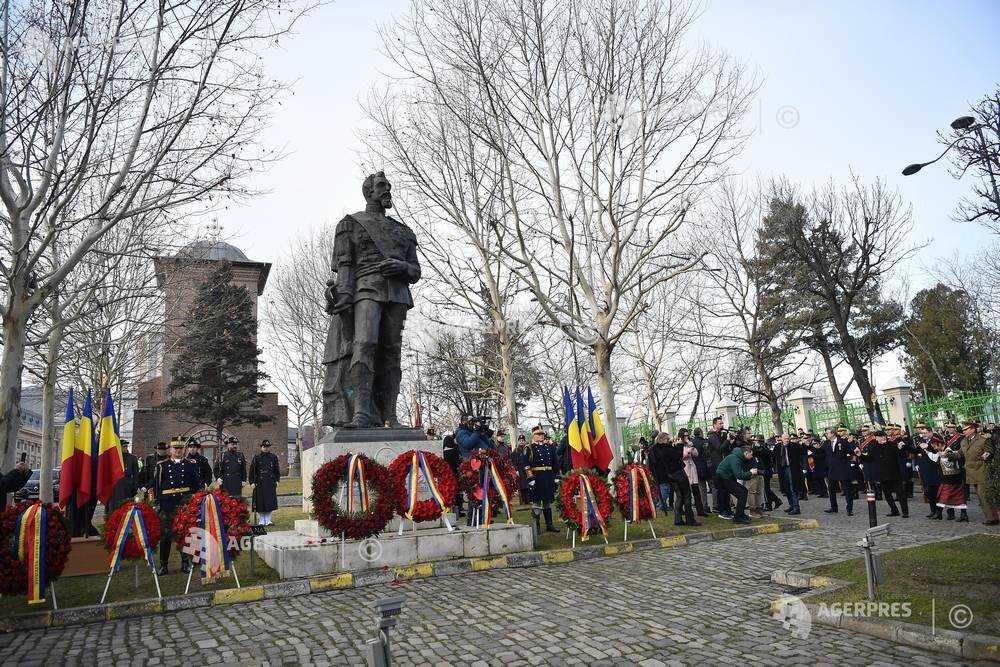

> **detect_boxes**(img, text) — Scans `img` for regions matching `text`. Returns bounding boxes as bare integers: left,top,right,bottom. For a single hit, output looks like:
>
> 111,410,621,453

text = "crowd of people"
634,417,1000,527
434,413,1000,534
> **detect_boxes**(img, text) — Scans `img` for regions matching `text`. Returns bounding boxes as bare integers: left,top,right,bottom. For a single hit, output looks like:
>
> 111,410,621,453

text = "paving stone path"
2,492,996,666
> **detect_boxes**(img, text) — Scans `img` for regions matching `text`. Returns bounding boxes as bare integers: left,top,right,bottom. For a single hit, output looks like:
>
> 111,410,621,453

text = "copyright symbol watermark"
358,537,382,563
775,105,800,129
949,604,973,629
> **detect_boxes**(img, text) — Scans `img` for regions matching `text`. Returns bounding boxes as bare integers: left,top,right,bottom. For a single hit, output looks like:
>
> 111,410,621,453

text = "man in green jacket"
715,446,757,525
960,420,999,526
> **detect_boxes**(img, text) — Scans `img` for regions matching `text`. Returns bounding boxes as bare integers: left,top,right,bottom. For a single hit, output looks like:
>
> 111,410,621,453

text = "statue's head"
363,171,393,210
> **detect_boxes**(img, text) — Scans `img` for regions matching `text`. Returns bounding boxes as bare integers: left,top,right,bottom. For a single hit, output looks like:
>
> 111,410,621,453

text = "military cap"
961,420,980,429
836,427,850,435
531,425,544,436
186,437,201,448
945,421,958,429
154,441,168,451
260,439,272,447
225,436,240,445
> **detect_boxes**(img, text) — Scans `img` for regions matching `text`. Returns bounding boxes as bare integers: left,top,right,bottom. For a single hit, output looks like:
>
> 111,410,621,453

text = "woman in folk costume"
924,433,968,521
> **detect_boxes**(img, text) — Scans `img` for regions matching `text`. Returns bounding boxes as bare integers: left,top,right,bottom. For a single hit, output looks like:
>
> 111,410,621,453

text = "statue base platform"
256,523,533,579
301,430,440,513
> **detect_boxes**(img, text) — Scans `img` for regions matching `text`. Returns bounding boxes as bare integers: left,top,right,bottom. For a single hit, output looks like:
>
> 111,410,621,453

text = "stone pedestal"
256,524,533,579
715,400,739,428
301,427,432,514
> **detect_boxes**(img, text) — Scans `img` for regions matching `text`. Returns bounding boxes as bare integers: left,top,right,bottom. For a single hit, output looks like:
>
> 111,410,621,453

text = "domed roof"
176,239,249,262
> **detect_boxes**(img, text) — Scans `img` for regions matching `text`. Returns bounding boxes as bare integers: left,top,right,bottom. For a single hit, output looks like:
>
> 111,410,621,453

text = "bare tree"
946,88,1000,232
262,224,331,453
380,0,757,470
0,0,314,469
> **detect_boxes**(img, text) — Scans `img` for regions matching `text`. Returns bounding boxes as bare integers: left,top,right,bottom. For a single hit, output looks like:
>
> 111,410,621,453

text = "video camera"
470,415,494,440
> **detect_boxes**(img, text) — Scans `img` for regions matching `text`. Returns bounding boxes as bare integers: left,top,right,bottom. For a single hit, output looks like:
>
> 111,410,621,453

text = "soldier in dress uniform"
185,438,214,488
525,425,559,534
153,437,204,574
944,421,966,520
107,440,142,514
214,436,247,498
249,439,281,526
138,441,169,501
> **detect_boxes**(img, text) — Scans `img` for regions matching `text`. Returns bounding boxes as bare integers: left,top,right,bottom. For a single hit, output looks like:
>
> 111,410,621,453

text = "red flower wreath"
172,489,250,554
311,454,397,540
388,450,457,522
459,449,518,505
556,469,615,533
0,502,71,596
613,464,660,521
103,502,162,559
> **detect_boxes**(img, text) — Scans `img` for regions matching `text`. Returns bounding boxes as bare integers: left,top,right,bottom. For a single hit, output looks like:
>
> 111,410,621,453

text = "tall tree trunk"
496,318,518,439
40,326,66,503
642,367,662,430
593,340,621,474
1,298,31,483
687,387,702,426
813,327,845,409
832,319,884,422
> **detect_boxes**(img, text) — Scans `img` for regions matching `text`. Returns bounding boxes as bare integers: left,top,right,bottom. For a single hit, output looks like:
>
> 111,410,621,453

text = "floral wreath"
556,468,614,533
388,450,457,523
311,453,397,540
172,489,250,554
103,501,162,559
459,449,518,505
613,464,659,522
0,502,71,597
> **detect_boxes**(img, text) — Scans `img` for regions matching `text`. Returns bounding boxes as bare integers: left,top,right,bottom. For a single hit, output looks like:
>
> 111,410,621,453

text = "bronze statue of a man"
322,172,421,428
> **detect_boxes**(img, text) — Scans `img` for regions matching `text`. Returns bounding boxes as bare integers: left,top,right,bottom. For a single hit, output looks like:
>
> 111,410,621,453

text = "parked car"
13,468,60,503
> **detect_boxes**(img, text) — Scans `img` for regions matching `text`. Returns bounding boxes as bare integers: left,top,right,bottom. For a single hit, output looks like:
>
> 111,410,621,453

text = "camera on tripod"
471,415,494,440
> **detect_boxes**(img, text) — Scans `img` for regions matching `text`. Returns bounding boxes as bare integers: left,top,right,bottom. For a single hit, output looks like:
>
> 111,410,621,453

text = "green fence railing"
808,398,891,432
908,392,1000,429
731,408,795,435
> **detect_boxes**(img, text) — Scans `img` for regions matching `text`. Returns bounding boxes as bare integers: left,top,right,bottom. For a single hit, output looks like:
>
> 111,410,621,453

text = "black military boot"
958,509,969,522
346,363,375,428
158,541,170,576
946,508,955,520
543,507,558,532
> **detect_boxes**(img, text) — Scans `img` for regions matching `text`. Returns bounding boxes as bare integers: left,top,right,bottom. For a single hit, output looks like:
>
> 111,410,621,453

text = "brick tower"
132,240,288,469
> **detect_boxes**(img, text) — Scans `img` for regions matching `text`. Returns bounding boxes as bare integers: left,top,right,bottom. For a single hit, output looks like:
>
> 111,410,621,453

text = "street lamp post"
903,113,1000,215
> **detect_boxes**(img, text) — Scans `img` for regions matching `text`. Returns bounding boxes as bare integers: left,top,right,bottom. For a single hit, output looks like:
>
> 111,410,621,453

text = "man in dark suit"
775,433,803,515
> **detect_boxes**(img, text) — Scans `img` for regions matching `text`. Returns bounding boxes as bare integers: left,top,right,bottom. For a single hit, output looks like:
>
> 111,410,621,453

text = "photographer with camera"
455,415,493,461
707,417,732,519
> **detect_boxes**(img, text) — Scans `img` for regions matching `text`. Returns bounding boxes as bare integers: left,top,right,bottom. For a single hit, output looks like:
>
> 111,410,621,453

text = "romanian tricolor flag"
96,387,125,505
480,459,513,526
576,474,607,542
587,387,614,471
627,465,656,522
15,503,47,604
345,454,370,513
405,451,447,520
58,389,78,508
199,493,233,580
76,390,95,508
564,387,593,469
108,504,156,571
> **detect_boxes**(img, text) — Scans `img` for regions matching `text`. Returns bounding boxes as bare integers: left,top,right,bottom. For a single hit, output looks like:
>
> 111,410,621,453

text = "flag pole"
151,562,162,599
647,520,657,539
99,570,115,604
624,521,628,543
184,566,195,595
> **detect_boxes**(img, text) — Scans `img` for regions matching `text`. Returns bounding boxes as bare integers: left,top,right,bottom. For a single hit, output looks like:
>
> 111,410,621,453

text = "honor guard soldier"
525,425,559,534
185,437,214,488
138,441,169,500
214,436,247,498
154,437,204,574
250,439,281,526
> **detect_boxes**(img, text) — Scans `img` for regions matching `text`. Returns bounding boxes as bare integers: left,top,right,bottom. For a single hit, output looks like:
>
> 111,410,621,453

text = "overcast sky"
217,0,1000,414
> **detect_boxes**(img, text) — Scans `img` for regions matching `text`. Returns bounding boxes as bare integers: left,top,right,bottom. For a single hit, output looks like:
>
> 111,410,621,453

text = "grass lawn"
805,534,1000,636
0,506,310,617
229,477,302,497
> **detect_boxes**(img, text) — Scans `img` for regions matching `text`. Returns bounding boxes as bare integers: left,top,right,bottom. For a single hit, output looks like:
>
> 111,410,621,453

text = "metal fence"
907,392,1000,429
807,398,891,432
731,408,795,435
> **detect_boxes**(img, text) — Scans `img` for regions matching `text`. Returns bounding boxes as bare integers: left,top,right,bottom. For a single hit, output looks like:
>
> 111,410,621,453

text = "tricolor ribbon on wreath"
345,453,370,513
576,475,607,541
108,504,156,572
198,493,234,580
405,451,447,520
480,459,513,527
14,503,47,604
627,466,656,523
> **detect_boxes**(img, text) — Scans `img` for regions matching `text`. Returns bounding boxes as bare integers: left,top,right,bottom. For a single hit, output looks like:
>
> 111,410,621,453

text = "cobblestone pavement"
2,489,996,666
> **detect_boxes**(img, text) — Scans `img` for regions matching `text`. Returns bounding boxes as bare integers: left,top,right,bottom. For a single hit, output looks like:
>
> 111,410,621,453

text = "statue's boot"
346,362,375,428
374,366,404,427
